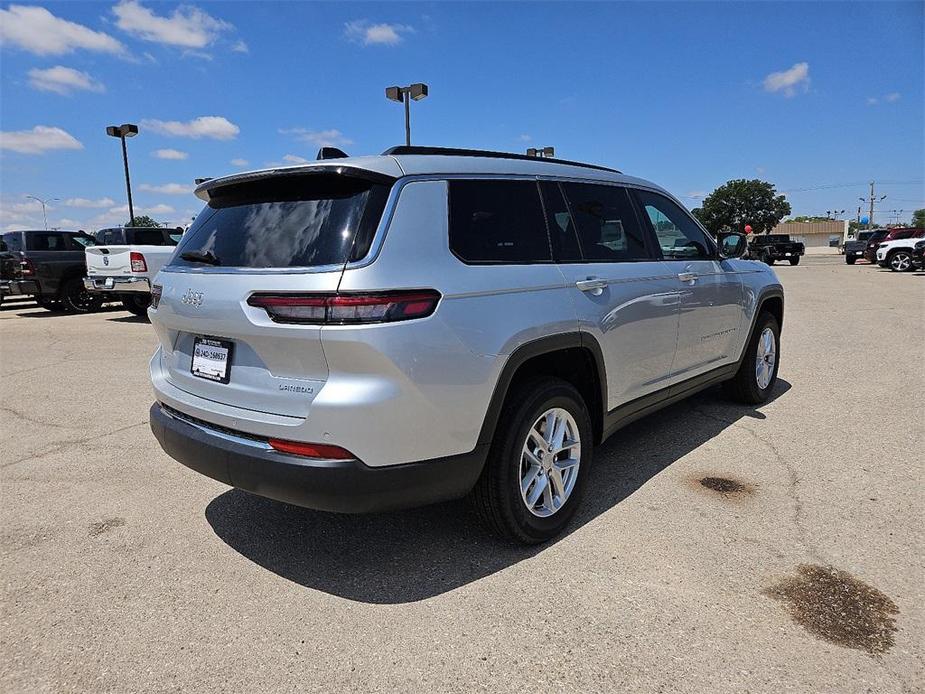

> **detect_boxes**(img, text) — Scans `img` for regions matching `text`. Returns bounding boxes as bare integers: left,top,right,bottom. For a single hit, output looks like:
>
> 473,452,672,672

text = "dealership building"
768,220,849,248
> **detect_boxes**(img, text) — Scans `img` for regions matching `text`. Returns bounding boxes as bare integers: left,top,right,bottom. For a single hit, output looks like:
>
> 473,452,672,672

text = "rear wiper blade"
180,250,221,266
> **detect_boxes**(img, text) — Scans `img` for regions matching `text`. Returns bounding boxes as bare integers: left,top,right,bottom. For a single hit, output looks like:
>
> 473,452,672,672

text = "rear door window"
171,173,390,269
560,183,650,261
448,180,551,263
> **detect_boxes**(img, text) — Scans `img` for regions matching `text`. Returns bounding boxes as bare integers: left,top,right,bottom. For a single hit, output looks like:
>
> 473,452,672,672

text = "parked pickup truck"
844,230,879,264
1,229,101,312
84,226,182,316
747,234,805,265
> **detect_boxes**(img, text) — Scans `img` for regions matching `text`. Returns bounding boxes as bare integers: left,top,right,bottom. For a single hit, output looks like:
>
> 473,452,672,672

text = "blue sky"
1,1,922,231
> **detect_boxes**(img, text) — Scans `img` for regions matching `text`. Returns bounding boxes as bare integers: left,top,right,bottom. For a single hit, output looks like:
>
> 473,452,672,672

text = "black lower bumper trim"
149,403,488,513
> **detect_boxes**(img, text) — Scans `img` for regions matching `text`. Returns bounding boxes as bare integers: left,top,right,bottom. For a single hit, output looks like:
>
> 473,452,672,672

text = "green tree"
127,215,160,227
912,209,925,227
787,215,830,223
692,179,791,235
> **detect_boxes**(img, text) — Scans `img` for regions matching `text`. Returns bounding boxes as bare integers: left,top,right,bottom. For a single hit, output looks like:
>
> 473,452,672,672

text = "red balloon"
744,225,753,234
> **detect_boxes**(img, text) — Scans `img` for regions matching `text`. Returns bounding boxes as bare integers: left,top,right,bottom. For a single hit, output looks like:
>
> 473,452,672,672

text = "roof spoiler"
193,165,396,202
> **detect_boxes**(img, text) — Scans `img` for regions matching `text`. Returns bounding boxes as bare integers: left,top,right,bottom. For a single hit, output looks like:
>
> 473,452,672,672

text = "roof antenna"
317,147,349,160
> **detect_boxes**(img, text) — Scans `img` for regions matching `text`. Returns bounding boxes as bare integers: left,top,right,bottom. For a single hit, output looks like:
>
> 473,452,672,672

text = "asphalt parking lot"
1,253,922,693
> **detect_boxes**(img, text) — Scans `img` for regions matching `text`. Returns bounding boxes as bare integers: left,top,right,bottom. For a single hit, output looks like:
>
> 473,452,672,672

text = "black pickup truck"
0,230,102,312
747,234,805,265
843,230,880,264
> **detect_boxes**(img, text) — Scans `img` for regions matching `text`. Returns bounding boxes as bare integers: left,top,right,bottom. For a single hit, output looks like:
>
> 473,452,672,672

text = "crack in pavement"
0,404,80,430
691,404,822,562
1,421,149,470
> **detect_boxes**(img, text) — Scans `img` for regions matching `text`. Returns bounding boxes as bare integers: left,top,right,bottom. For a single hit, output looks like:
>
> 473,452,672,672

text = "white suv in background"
148,146,784,543
875,231,925,271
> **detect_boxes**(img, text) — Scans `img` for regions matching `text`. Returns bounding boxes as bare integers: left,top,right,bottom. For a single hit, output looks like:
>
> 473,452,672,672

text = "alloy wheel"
755,327,776,390
519,407,581,517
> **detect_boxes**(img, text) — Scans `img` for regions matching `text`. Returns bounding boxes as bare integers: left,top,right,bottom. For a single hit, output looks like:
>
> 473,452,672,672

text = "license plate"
104,277,114,289
191,337,233,384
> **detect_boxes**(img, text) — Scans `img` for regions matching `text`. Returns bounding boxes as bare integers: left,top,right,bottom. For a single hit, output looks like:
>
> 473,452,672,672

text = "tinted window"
561,183,649,261
172,174,390,269
129,228,169,245
635,190,714,260
449,180,551,263
27,232,95,251
2,233,22,253
539,182,581,261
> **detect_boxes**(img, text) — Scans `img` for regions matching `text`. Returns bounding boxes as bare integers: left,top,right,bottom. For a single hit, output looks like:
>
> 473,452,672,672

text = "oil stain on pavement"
764,564,899,656
697,476,754,497
88,518,126,536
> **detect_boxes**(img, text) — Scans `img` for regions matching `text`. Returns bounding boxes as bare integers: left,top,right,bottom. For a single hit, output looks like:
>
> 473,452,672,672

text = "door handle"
575,278,608,295
677,272,697,284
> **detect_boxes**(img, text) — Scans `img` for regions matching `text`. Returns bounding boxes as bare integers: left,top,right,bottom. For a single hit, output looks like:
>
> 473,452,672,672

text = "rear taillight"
150,284,162,309
20,257,35,277
247,290,441,325
268,439,355,459
130,252,147,273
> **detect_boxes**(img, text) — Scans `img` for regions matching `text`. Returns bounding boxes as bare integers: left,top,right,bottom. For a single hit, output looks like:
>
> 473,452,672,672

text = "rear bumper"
0,279,38,297
84,276,151,294
149,402,487,513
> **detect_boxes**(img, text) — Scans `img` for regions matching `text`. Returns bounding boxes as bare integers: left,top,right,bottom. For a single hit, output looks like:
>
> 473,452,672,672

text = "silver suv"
148,146,783,543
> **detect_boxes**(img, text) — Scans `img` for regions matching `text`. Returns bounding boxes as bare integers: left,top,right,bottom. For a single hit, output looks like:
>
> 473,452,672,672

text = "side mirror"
718,232,748,258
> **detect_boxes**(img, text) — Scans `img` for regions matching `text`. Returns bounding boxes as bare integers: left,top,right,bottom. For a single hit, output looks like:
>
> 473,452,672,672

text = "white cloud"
112,0,231,48
684,191,707,199
282,154,310,164
866,97,879,106
109,202,175,216
152,148,188,160
0,5,125,56
0,125,83,154
142,116,239,140
139,182,191,195
230,158,249,167
63,197,115,208
28,65,105,95
231,40,249,53
884,92,901,103
518,134,532,142
344,20,414,46
762,62,810,97
279,127,353,147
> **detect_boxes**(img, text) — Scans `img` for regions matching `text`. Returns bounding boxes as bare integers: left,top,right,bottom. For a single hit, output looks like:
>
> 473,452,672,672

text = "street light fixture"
25,195,59,230
105,123,139,225
385,83,428,146
527,147,555,158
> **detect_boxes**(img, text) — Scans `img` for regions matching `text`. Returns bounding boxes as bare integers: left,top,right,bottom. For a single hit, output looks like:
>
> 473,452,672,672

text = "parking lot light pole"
25,195,59,230
106,123,139,225
385,83,428,146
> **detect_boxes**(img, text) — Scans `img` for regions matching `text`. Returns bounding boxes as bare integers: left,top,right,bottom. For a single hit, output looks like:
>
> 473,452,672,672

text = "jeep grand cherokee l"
148,146,784,543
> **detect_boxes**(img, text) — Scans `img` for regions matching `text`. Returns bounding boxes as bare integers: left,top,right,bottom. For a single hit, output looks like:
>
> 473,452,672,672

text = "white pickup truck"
84,226,183,316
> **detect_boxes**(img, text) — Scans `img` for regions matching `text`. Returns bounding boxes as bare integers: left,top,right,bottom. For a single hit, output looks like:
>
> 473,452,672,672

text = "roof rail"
381,145,621,174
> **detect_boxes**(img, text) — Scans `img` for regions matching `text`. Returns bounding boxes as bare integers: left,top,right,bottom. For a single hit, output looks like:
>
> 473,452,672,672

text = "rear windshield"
170,174,391,269
127,228,174,246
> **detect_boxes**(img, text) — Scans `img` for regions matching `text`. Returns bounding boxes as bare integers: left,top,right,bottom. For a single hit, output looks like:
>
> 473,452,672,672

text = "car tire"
469,377,593,544
846,256,856,265
765,257,775,265
789,257,800,266
122,294,151,317
723,311,780,405
59,278,103,313
888,250,913,272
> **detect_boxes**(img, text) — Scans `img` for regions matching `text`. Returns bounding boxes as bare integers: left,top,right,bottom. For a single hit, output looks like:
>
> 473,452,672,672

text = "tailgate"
86,246,133,276
151,270,340,418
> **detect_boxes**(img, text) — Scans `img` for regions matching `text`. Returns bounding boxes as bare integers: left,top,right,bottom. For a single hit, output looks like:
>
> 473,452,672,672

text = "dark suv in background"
0,230,101,312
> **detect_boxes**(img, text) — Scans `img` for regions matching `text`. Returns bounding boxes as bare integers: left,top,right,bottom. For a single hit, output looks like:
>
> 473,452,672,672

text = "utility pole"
859,181,887,230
